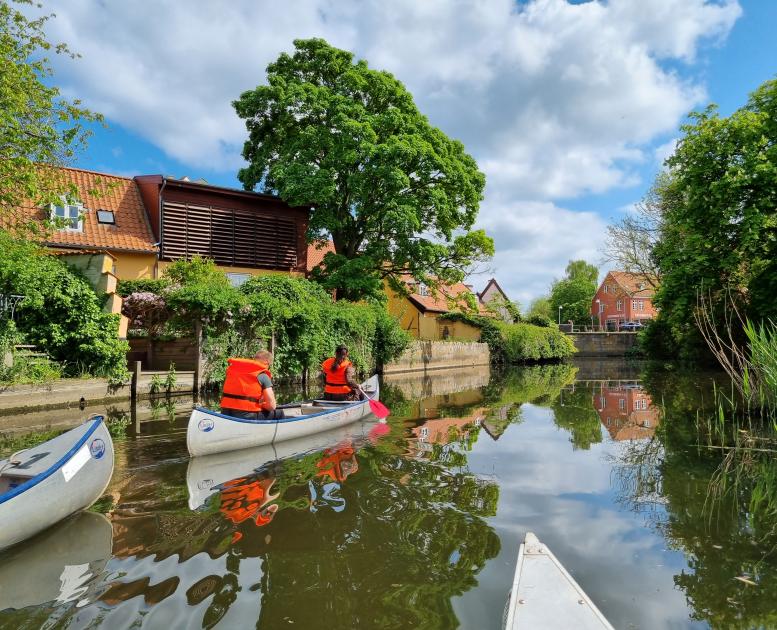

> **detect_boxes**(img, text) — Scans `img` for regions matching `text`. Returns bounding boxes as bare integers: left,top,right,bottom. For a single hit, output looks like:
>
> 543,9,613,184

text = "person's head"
332,345,348,371
255,350,274,366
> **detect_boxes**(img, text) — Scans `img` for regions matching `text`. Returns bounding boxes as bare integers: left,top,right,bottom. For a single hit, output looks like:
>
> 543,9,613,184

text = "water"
1,361,776,629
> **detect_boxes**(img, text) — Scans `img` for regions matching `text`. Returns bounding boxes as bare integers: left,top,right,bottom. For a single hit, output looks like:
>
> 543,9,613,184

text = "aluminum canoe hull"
186,375,380,457
0,417,115,552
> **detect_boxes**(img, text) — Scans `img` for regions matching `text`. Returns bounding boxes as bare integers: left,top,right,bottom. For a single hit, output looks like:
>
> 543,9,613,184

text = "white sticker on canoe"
62,443,91,482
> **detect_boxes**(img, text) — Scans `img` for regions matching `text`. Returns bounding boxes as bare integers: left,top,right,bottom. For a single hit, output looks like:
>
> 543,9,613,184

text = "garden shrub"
0,232,129,381
524,313,553,328
116,278,170,297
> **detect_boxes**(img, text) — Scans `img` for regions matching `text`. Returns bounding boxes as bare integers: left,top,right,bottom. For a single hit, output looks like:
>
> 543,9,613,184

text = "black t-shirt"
258,373,273,390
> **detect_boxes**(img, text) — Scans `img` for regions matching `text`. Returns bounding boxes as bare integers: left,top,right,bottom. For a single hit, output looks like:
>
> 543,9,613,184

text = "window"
420,427,429,439
599,302,605,313
226,273,251,287
643,420,651,428
632,300,645,311
618,398,626,410
603,284,608,294
606,417,612,426
616,299,623,311
418,283,430,297
97,209,115,225
634,398,648,410
51,199,83,231
600,396,606,408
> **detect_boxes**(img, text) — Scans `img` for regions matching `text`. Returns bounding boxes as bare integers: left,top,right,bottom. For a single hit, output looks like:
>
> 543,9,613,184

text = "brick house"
591,271,658,330
593,385,661,441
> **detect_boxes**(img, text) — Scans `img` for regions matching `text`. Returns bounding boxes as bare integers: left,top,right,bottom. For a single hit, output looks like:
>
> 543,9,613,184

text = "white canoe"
0,416,115,552
187,374,379,457
504,532,614,630
187,419,380,509
0,510,113,610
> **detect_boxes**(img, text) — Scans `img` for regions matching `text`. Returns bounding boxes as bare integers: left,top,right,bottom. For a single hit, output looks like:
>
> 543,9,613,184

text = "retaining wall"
569,332,638,357
382,365,491,399
0,371,195,415
383,340,490,374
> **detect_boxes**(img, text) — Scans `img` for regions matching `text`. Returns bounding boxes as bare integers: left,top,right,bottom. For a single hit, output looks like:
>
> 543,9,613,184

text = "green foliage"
526,296,552,320
653,79,777,357
202,274,409,381
0,428,62,460
439,312,575,363
0,231,128,380
0,0,102,230
549,259,598,326
525,313,552,328
234,38,493,300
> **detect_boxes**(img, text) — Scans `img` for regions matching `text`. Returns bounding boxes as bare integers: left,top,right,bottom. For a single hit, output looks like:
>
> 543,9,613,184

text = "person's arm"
258,373,277,411
345,365,359,389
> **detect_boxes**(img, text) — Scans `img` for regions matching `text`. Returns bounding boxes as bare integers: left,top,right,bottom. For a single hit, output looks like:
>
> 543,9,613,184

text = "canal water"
1,360,775,629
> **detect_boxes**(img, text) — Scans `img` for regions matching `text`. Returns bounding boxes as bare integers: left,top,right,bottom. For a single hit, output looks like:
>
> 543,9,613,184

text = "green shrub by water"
440,312,575,363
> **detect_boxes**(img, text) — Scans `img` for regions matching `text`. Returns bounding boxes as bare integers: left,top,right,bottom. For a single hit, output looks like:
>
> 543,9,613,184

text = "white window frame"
603,284,608,294
618,398,626,410
50,198,83,232
418,283,430,297
616,299,623,312
599,302,605,313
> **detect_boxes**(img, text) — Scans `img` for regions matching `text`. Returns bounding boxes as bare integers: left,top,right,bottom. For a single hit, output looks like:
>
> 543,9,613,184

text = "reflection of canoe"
0,416,114,551
187,375,379,456
504,532,614,630
0,511,113,610
187,420,375,510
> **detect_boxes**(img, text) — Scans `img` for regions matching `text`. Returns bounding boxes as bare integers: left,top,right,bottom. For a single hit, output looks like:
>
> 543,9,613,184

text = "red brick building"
593,385,661,441
591,271,658,329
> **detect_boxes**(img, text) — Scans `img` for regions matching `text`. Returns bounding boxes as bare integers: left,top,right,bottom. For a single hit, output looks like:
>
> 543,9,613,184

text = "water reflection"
4,364,777,629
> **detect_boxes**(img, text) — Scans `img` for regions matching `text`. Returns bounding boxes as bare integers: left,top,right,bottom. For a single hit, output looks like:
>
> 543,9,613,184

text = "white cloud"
42,0,740,300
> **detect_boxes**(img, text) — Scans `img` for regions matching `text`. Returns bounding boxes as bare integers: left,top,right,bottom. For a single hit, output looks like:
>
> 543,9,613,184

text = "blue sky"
43,0,774,304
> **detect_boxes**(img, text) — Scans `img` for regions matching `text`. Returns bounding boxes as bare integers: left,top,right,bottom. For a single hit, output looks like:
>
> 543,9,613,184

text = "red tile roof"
608,271,656,298
404,276,489,314
307,240,336,271
32,167,157,253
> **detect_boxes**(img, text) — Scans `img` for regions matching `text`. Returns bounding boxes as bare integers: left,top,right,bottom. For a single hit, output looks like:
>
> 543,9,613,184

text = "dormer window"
418,282,430,297
638,282,645,291
97,209,116,225
51,199,83,231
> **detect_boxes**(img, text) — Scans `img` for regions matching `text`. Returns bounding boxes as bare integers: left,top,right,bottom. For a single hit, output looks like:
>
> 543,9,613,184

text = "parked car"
619,321,644,332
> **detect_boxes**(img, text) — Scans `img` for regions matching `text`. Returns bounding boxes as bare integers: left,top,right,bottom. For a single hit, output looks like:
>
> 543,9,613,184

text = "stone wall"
383,365,490,399
383,340,490,374
569,332,638,357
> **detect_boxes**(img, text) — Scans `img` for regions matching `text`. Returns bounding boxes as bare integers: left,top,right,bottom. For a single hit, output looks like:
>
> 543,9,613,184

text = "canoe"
504,532,614,630
0,511,112,610
0,416,115,552
187,374,380,457
187,418,381,509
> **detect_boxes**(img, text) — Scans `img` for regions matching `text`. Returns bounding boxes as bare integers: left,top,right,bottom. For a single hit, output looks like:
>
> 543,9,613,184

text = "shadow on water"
3,362,777,628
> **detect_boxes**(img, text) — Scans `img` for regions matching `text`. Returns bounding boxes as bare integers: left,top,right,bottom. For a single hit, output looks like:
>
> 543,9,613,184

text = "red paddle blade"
368,399,390,419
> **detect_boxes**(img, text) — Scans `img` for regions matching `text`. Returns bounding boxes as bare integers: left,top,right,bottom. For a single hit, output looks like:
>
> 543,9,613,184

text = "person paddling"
220,350,284,419
321,346,362,401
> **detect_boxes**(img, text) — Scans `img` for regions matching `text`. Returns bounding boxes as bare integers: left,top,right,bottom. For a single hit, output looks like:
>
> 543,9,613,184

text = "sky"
40,0,777,306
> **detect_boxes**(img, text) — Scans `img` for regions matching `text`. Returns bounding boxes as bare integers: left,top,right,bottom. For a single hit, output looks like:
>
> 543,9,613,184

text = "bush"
525,314,553,328
0,232,129,381
116,278,170,297
440,312,575,363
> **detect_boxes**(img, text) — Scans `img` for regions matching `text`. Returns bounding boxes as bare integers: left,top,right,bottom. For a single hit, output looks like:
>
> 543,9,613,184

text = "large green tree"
0,0,100,230
234,38,493,300
549,260,598,325
652,78,777,357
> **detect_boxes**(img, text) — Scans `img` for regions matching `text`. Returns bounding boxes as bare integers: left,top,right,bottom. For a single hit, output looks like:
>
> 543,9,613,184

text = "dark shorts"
323,391,361,402
220,408,285,420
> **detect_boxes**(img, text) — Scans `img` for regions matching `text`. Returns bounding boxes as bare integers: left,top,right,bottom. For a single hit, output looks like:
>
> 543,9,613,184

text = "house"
387,276,487,341
30,167,310,283
593,385,661,441
591,271,658,329
478,277,514,323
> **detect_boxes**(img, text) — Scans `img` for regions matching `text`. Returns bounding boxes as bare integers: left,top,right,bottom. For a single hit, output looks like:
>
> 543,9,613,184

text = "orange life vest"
322,357,353,395
220,358,272,412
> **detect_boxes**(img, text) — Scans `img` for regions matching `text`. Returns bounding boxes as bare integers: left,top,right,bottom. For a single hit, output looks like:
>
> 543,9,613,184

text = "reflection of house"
478,278,513,323
387,276,486,341
594,385,661,440
411,413,485,445
591,271,658,328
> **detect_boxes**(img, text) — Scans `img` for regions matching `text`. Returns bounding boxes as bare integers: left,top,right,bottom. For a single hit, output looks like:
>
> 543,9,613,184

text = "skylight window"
97,209,116,225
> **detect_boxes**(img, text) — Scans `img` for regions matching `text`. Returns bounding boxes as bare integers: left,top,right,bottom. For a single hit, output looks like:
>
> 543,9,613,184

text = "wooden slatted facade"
134,175,309,275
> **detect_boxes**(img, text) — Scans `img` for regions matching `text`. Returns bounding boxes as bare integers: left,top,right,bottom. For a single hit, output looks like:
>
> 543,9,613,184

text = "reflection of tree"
611,375,777,630
255,450,500,629
551,385,603,450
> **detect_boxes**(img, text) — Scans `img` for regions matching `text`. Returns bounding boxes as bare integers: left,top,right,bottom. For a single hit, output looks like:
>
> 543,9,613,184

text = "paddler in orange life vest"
321,345,362,402
220,350,285,419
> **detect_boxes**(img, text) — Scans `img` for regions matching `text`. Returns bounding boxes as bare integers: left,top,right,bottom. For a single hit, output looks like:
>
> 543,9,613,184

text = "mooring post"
131,360,141,401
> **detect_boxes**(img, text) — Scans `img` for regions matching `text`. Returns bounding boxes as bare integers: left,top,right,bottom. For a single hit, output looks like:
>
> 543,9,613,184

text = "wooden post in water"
131,360,141,401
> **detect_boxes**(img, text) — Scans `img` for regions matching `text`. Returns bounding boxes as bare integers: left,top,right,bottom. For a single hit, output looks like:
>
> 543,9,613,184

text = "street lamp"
558,305,563,325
